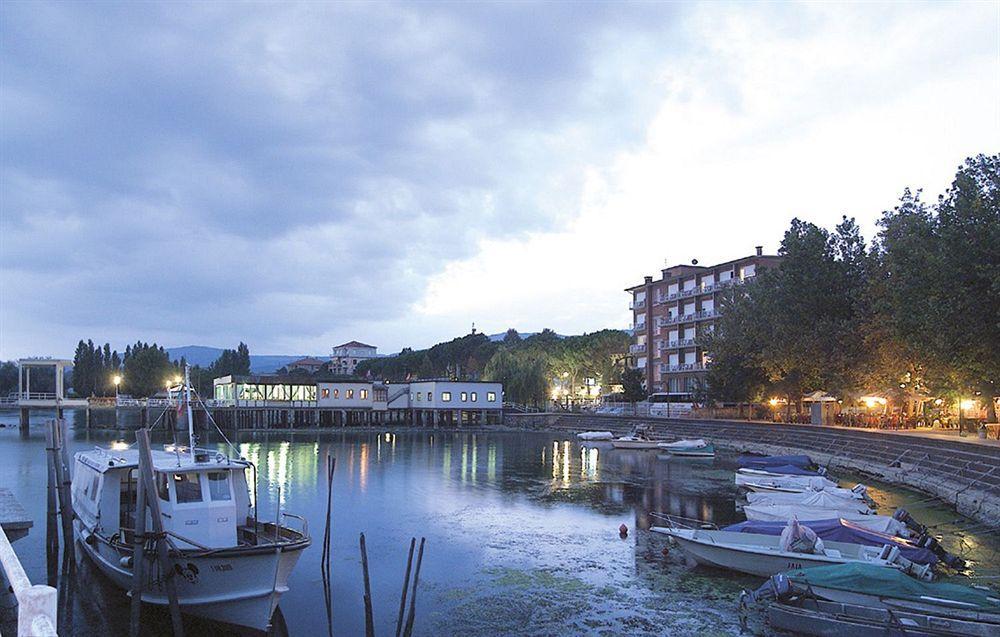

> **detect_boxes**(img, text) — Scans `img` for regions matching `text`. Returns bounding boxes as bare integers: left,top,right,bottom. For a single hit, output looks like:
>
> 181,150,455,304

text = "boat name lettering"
786,562,803,570
210,563,233,572
184,519,199,525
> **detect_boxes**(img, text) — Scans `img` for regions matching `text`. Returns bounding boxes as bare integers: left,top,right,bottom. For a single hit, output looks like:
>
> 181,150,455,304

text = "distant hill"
485,331,564,342
165,346,322,374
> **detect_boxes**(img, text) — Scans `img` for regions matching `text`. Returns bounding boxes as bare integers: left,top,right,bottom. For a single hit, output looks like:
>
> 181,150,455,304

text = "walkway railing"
0,524,57,636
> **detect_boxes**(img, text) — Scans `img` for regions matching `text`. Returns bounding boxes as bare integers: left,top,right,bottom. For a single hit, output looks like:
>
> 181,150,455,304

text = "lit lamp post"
959,398,976,437
768,397,780,422
113,374,122,399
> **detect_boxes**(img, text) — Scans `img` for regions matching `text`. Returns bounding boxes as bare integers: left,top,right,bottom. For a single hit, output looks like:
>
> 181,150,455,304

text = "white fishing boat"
651,527,932,580
744,502,884,525
72,367,310,632
746,490,874,513
736,469,838,491
576,431,614,441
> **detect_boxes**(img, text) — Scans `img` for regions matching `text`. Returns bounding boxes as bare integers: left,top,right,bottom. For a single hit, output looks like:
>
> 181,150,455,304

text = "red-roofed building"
330,341,377,375
287,356,327,373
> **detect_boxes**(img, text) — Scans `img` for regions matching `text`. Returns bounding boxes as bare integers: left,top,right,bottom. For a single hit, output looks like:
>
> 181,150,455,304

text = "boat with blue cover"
722,519,938,565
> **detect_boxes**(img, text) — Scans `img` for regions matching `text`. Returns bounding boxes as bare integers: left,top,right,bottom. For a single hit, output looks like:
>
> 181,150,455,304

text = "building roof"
289,356,326,366
624,252,782,291
334,340,376,349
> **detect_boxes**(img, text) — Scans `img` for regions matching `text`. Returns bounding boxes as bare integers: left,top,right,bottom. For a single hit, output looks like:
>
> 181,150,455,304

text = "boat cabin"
73,446,254,550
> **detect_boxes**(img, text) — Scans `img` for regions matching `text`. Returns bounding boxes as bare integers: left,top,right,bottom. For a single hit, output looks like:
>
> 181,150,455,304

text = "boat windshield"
207,471,232,501
173,473,203,503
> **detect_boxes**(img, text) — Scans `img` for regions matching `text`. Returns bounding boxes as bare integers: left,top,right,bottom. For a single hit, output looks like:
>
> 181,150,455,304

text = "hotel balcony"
694,309,717,321
629,343,646,354
657,315,680,327
658,362,708,373
660,338,698,350
630,299,646,310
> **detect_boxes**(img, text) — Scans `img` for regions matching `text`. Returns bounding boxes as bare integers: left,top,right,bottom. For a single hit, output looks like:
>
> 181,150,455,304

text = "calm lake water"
1,410,998,636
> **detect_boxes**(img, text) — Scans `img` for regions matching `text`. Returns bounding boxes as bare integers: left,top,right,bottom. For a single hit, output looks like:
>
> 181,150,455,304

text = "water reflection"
1,415,998,637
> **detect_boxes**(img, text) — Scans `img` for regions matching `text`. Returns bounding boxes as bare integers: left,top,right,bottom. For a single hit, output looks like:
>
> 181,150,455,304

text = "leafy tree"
122,342,174,397
621,367,646,403
503,328,522,344
0,361,18,395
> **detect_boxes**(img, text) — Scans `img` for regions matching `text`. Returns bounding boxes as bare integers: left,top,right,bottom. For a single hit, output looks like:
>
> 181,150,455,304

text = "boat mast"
184,364,196,455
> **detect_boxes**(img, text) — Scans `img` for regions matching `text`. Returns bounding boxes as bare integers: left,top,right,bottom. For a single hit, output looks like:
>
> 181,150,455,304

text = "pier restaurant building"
212,375,502,428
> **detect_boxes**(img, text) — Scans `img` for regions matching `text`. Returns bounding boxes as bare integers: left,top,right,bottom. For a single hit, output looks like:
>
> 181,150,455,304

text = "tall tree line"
704,154,998,421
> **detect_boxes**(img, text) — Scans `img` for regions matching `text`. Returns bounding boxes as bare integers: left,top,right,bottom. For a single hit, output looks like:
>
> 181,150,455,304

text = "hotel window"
427,392,433,401
441,392,452,402
461,392,468,402
416,392,422,401
471,392,477,402
487,392,496,402
321,388,330,399
333,389,339,399
360,389,368,399
347,389,354,399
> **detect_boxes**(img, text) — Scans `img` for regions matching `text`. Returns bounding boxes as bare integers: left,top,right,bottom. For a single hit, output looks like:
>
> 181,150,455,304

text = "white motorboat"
72,367,310,632
744,502,885,526
746,490,874,514
577,431,614,441
736,469,838,491
657,439,716,457
611,426,660,449
741,477,867,497
651,527,932,580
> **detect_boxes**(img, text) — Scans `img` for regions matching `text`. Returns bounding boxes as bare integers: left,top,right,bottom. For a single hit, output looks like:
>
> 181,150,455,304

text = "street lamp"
113,374,122,398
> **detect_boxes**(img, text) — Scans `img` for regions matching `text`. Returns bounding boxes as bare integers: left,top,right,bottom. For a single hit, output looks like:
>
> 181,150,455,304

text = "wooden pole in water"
135,428,186,637
359,533,375,637
394,537,416,637
44,422,60,561
129,448,149,637
401,537,425,637
52,420,75,562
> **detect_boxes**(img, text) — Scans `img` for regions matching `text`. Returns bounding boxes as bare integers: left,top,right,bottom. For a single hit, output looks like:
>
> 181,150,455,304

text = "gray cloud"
1,2,682,356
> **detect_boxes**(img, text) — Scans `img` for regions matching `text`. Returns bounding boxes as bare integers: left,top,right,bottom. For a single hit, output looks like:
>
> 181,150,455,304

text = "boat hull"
654,528,894,578
769,598,996,637
75,520,307,632
659,443,715,457
744,504,878,523
611,440,660,449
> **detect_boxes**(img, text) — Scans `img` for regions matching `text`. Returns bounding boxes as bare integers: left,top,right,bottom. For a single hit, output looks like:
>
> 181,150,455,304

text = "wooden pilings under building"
203,407,501,430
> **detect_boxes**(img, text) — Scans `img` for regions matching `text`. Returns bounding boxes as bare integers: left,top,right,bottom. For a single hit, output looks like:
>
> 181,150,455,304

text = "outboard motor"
893,508,928,535
880,544,935,581
749,573,794,603
916,533,966,570
852,483,876,507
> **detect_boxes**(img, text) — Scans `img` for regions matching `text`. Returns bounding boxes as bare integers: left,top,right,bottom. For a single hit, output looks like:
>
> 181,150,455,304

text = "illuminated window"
346,389,354,399
322,388,330,399
441,392,451,402
360,389,368,399
461,392,468,402
487,392,496,402
471,392,477,402
333,388,339,399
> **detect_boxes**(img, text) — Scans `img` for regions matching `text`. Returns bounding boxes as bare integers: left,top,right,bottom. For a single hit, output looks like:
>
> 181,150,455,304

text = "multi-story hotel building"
625,247,781,397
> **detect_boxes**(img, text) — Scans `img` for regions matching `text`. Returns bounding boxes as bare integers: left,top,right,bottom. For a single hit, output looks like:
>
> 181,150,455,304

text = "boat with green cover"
783,563,1000,624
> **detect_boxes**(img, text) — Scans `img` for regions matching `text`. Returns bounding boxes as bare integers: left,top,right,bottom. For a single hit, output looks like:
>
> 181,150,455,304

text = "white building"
330,341,378,375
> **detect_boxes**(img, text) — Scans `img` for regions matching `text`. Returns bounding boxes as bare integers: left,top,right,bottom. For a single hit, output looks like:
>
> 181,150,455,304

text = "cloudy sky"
1,2,997,359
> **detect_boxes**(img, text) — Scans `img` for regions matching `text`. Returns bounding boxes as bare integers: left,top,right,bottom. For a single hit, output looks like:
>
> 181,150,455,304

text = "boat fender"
119,556,133,569
619,524,628,538
84,532,97,547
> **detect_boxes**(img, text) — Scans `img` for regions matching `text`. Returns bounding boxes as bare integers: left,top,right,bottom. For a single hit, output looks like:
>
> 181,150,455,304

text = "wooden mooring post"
131,428,186,637
51,420,75,564
44,423,59,573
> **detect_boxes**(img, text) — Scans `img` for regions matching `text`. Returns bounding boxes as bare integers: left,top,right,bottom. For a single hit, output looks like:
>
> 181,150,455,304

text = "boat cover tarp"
660,439,707,449
751,464,822,476
747,491,865,508
724,519,937,564
738,455,813,469
748,490,870,513
784,563,1000,611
